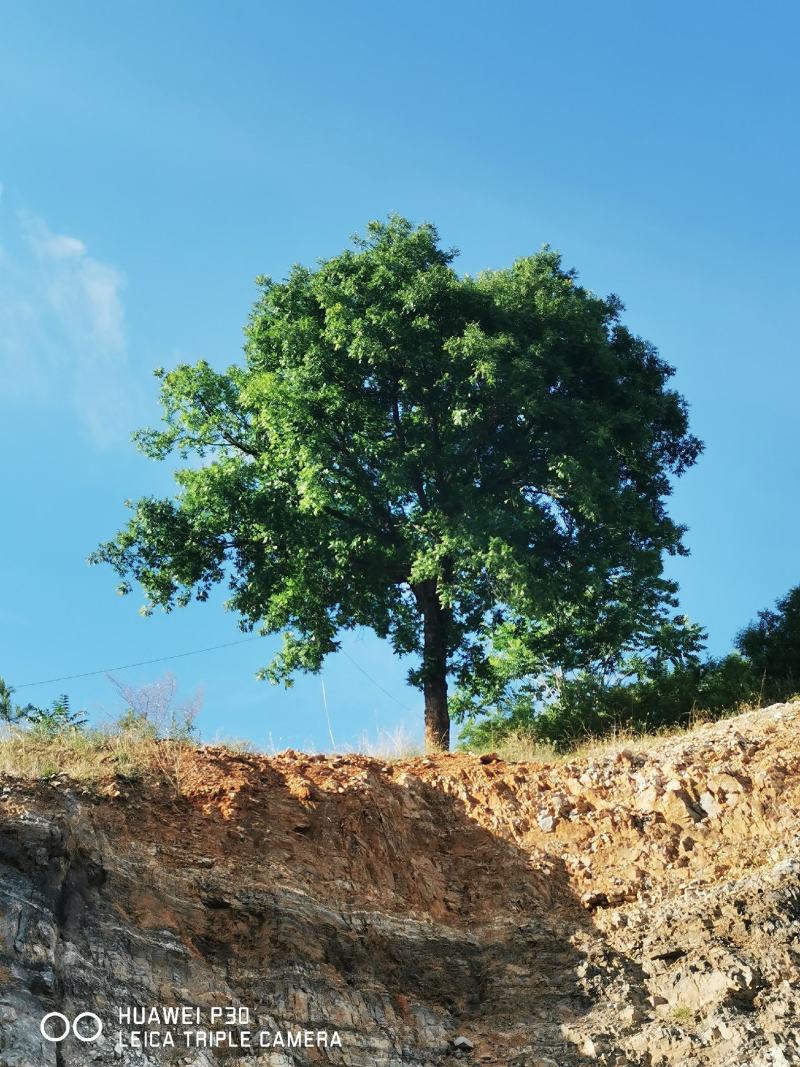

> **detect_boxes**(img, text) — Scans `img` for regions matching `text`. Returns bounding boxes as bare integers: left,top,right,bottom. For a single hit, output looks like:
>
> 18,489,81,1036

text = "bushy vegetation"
459,584,800,752
105,671,201,742
736,584,800,700
0,672,202,789
0,682,87,738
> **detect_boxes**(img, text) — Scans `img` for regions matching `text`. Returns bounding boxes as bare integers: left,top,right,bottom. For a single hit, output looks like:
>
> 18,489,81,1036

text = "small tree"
92,217,701,751
27,695,87,738
107,672,202,740
0,678,29,726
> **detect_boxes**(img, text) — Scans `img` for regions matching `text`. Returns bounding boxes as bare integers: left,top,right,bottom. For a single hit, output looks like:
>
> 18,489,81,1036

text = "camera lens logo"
40,1012,103,1043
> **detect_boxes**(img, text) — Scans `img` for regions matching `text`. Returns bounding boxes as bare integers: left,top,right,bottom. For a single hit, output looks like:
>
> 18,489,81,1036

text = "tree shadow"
0,756,655,1065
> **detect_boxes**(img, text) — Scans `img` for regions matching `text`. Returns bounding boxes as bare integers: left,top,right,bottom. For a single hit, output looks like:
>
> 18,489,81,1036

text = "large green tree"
92,217,701,751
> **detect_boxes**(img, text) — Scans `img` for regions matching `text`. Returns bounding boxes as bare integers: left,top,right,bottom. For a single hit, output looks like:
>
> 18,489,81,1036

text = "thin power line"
13,636,415,713
14,636,266,690
339,647,413,712
320,675,336,749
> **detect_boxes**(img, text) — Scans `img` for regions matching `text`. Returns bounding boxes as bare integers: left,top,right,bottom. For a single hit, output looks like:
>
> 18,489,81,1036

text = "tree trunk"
415,581,450,752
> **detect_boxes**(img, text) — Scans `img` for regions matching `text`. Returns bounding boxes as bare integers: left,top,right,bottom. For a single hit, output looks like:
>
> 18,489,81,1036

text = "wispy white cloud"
31,231,87,260
0,204,142,445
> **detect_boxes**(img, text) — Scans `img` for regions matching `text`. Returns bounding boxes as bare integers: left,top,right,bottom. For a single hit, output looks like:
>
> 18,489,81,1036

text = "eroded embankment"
0,703,799,1066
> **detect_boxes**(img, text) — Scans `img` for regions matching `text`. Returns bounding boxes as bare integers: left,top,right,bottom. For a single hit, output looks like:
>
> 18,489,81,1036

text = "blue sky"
1,1,798,750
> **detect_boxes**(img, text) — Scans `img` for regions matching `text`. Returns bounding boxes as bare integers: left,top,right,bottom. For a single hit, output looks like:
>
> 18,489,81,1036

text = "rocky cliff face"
1,703,799,1066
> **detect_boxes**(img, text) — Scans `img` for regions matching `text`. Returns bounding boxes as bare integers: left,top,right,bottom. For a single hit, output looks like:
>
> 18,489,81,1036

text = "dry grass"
0,727,195,793
0,698,775,789
0,724,426,789
464,729,562,764
671,1004,696,1026
462,700,766,765
350,724,423,760
208,736,258,755
476,728,667,765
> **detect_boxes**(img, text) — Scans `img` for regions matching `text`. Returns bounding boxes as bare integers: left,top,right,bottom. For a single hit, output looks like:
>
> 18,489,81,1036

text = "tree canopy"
92,216,702,750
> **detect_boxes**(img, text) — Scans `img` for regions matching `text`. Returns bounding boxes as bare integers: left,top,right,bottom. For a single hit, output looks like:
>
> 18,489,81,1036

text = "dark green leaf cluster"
0,677,31,726
735,583,800,700
461,582,800,751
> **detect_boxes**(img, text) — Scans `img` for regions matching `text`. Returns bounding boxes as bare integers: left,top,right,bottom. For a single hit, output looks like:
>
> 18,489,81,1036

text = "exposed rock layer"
1,702,799,1065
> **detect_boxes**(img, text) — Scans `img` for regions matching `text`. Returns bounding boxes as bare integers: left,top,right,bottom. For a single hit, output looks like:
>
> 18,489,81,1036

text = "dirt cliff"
1,702,799,1066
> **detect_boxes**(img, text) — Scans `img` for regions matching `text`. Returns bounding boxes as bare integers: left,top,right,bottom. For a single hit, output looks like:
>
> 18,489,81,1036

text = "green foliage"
0,678,87,738
460,584,800,751
0,677,35,726
736,583,800,700
115,707,158,740
92,216,701,747
459,650,758,751
26,694,88,739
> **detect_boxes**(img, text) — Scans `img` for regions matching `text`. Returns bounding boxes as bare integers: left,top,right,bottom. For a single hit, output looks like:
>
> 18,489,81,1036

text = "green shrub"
0,680,87,739
736,584,800,702
460,584,800,753
26,695,87,739
458,653,760,752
